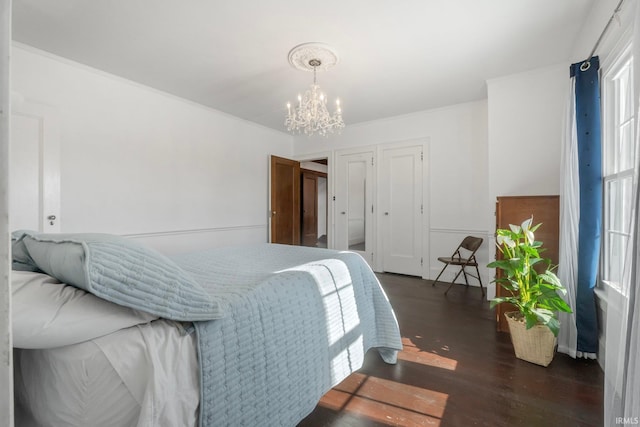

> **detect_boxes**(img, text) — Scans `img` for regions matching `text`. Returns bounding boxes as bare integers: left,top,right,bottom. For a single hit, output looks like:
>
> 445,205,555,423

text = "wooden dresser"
494,195,560,332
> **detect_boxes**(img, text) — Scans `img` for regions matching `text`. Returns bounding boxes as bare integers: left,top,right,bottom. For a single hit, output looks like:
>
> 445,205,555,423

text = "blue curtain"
570,56,601,354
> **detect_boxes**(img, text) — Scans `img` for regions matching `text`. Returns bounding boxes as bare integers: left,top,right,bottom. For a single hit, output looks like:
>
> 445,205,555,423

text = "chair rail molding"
430,227,491,236
123,224,268,255
429,227,492,290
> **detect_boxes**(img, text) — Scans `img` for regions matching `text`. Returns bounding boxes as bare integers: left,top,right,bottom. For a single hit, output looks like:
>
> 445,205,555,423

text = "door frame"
293,150,333,248
300,168,328,247
0,1,11,421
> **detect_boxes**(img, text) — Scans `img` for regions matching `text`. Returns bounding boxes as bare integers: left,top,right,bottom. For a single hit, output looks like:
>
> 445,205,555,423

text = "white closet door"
10,99,60,232
381,145,422,275
335,151,374,264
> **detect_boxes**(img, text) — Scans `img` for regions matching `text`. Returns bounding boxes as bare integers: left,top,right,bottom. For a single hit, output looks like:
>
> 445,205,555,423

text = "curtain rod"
580,0,626,71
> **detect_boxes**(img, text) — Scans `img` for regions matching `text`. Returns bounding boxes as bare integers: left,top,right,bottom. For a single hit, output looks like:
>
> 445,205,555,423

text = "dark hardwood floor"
299,273,603,427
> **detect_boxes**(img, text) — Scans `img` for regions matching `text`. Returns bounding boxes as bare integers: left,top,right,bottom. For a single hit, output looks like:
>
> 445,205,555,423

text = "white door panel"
381,145,422,275
10,100,60,232
10,114,40,230
335,151,373,264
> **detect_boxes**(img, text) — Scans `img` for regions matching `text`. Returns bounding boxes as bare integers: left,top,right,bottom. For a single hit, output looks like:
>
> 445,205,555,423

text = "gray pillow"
22,233,223,321
12,270,159,349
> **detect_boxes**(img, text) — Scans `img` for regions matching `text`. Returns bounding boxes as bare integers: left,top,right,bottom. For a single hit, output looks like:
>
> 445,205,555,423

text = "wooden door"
270,155,300,245
495,195,559,332
380,145,423,276
301,171,318,247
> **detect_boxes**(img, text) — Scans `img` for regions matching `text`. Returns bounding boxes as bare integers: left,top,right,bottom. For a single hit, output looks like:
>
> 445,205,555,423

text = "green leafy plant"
488,217,572,336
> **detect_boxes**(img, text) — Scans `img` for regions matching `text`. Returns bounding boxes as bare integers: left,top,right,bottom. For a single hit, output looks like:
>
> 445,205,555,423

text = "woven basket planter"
505,311,557,367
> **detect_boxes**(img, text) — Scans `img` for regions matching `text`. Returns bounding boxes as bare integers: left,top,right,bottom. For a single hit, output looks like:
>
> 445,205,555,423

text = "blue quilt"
171,244,402,426
14,233,402,426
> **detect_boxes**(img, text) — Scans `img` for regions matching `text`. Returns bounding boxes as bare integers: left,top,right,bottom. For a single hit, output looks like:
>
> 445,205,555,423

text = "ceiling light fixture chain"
285,43,345,137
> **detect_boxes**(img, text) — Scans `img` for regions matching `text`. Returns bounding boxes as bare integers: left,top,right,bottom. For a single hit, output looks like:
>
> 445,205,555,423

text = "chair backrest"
460,236,483,253
452,236,483,261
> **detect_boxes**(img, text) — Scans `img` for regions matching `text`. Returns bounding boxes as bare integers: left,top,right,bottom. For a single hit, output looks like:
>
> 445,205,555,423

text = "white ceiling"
12,0,596,132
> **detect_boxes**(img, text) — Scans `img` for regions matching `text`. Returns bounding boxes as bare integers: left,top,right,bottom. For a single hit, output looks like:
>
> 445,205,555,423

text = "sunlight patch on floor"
397,337,458,371
318,372,447,426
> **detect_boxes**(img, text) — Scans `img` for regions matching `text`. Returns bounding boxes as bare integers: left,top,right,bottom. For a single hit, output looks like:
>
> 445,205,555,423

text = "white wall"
570,0,634,65
1,1,13,425
487,63,566,201
298,64,569,298
11,44,293,254
486,63,567,298
293,101,491,286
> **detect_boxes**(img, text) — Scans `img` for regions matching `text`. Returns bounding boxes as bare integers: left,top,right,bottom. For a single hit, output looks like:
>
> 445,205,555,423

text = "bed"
11,232,403,427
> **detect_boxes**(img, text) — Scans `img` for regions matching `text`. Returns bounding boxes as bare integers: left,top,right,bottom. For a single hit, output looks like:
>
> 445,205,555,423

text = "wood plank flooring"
298,273,603,427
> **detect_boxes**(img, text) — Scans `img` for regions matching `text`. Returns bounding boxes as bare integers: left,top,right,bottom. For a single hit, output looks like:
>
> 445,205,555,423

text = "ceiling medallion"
285,43,345,137
288,42,339,72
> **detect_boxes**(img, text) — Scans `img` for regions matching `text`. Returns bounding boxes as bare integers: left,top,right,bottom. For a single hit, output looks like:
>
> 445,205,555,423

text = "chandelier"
285,43,345,136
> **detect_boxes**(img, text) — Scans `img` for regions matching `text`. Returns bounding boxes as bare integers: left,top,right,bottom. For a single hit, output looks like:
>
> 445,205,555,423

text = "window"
602,43,635,291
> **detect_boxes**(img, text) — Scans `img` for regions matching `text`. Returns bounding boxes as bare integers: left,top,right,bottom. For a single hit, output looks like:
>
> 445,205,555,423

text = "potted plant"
488,217,572,366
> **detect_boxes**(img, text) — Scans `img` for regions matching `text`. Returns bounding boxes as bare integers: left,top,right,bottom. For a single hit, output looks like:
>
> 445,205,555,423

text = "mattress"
14,319,199,427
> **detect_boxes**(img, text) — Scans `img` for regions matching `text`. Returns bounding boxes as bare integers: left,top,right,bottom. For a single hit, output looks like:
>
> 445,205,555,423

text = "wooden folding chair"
432,236,484,296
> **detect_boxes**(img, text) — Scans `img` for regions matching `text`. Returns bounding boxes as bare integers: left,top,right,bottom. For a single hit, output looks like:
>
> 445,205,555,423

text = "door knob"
384,212,389,215
341,211,346,214
47,215,56,225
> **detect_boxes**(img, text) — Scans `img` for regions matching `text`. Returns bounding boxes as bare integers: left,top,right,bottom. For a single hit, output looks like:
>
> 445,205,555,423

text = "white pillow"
12,271,158,349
